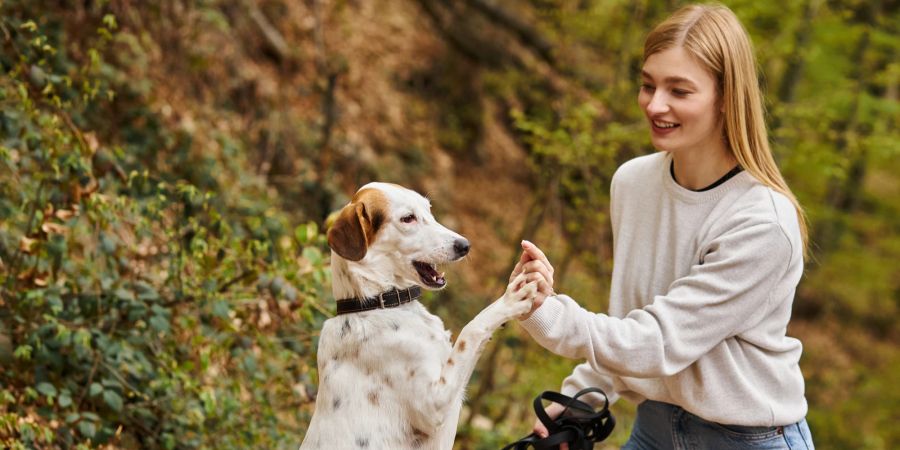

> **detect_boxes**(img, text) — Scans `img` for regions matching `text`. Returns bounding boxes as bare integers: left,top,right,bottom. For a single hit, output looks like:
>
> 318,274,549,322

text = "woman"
513,4,815,449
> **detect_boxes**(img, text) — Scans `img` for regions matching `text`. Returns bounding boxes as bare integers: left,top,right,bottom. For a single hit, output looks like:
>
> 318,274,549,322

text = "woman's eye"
640,84,655,92
672,89,690,97
400,214,417,224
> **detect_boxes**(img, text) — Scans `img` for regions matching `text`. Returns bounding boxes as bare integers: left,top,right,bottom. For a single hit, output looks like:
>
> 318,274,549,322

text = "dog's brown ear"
327,189,387,261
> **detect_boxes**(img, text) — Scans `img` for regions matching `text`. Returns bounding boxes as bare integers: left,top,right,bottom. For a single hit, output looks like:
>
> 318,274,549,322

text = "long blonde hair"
644,3,809,256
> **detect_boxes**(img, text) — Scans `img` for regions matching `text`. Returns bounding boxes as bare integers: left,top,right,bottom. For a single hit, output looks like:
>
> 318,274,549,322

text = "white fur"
300,182,536,450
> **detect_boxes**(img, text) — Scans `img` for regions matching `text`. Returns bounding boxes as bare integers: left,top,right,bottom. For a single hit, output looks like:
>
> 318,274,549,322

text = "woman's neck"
670,146,737,190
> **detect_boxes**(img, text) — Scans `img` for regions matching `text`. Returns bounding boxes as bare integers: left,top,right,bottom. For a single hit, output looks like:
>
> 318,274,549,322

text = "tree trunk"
815,29,871,250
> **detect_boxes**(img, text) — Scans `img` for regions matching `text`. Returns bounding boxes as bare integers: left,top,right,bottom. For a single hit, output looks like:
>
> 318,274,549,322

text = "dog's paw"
500,273,537,316
501,273,526,302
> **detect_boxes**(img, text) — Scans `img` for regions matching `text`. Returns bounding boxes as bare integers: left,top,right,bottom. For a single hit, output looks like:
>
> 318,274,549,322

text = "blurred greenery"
0,0,896,449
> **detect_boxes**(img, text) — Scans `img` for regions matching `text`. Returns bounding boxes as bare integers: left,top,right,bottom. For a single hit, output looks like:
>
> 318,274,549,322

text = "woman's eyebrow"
641,70,698,88
664,76,698,88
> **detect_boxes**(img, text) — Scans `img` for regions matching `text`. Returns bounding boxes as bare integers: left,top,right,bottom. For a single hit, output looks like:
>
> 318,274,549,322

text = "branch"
462,0,556,66
246,0,290,62
415,0,514,67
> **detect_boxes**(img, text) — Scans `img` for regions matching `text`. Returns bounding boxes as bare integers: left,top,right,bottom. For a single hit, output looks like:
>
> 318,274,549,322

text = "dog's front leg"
408,275,537,436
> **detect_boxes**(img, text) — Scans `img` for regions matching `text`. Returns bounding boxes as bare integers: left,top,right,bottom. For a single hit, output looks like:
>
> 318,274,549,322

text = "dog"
299,182,537,450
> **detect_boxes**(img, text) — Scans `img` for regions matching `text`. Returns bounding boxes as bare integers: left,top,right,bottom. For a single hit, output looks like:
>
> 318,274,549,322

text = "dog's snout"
453,239,470,258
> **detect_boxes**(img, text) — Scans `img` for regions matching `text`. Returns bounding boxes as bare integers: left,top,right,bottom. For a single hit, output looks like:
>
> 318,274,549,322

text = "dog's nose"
453,238,470,258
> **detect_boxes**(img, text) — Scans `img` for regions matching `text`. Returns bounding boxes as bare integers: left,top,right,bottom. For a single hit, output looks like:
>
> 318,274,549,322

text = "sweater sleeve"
519,221,793,378
560,362,620,407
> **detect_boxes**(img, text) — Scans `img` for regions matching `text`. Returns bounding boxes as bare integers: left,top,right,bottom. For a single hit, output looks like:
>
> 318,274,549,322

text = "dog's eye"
400,214,417,224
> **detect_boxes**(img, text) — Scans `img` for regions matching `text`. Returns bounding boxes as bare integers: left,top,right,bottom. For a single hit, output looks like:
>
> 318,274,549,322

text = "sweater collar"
662,152,751,204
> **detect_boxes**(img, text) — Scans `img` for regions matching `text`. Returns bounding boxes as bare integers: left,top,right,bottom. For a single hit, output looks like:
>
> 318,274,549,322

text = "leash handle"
502,387,615,450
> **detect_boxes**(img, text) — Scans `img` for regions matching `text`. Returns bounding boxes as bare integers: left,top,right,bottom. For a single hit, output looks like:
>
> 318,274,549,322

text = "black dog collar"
335,286,422,315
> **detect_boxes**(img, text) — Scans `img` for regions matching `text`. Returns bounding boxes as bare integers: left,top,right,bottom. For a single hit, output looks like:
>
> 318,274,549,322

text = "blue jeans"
621,400,815,450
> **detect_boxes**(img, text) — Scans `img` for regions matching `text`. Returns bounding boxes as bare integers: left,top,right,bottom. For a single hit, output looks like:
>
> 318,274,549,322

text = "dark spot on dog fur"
368,390,380,406
458,340,467,352
383,376,394,388
447,358,454,365
333,397,342,410
356,437,370,447
391,321,400,331
411,427,429,447
342,319,351,338
408,368,416,378
439,376,446,384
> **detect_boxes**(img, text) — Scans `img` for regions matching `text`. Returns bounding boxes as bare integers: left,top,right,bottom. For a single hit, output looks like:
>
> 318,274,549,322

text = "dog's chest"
317,303,452,389
308,305,454,448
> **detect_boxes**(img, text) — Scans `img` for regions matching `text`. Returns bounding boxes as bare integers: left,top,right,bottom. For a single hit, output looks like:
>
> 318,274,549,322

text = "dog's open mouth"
413,261,446,289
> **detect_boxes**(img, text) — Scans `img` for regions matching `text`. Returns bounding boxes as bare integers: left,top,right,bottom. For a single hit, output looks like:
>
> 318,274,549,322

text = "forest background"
0,0,897,449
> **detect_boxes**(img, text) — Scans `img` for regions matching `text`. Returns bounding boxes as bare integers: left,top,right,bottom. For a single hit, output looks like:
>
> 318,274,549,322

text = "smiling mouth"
652,120,680,130
413,261,446,289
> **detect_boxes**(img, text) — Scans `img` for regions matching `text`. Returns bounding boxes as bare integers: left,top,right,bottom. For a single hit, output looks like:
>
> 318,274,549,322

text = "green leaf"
115,288,135,302
149,315,170,333
302,246,323,265
89,383,103,397
102,390,123,412
295,222,318,244
212,300,231,319
74,329,92,350
77,420,96,438
47,292,64,314
102,14,118,30
14,344,32,360
100,233,117,254
135,281,160,301
58,393,73,408
36,382,57,397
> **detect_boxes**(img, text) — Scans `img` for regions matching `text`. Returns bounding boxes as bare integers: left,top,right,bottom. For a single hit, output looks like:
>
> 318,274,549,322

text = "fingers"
519,246,536,264
521,240,553,271
532,420,549,439
521,260,553,287
516,279,551,320
514,279,539,300
509,272,528,291
509,248,536,283
532,402,567,439
509,260,523,283
518,272,552,294
521,240,554,281
537,278,553,296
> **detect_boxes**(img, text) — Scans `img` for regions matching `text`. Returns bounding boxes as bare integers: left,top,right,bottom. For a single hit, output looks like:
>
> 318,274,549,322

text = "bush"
0,4,325,448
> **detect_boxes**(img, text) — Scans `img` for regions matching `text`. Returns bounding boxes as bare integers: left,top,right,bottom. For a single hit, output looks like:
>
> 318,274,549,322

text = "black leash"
502,387,615,450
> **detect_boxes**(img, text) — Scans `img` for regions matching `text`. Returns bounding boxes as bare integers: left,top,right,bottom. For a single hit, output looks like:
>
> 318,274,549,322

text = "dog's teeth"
440,272,445,278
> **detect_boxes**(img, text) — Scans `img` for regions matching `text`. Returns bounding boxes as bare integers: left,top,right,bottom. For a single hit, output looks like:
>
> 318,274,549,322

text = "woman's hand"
510,240,555,320
533,401,569,449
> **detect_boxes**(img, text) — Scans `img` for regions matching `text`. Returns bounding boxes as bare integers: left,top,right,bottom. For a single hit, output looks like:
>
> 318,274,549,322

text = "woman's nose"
646,92,669,115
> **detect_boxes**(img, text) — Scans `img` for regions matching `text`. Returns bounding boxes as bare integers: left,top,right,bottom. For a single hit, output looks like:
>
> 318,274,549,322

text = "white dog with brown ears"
299,182,538,450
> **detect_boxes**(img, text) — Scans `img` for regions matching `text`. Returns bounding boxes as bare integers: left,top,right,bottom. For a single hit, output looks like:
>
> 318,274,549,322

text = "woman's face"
638,46,724,156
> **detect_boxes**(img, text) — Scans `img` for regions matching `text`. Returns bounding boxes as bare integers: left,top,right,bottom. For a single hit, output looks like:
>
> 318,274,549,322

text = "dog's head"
327,182,469,290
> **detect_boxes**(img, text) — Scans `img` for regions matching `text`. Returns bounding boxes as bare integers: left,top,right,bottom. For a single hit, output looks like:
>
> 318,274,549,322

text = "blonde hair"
644,3,809,256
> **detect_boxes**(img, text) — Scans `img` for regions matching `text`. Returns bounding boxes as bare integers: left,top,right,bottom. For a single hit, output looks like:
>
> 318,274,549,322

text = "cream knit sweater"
520,152,808,426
